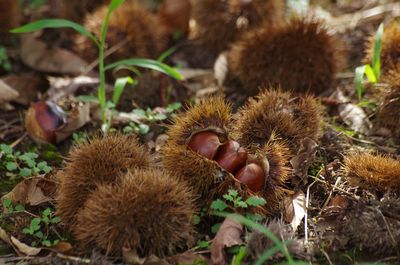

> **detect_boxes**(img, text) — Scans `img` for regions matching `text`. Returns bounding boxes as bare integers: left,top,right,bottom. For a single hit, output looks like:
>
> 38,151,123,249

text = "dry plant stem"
57,253,91,264
321,176,342,209
305,176,319,244
320,248,334,265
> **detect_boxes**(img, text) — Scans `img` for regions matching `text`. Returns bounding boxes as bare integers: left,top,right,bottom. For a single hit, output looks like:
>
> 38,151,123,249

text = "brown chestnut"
215,140,248,174
25,101,66,144
187,131,221,160
235,163,265,192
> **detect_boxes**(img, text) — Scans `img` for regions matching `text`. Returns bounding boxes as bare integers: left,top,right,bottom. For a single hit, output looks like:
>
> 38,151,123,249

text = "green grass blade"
112,76,135,104
371,23,383,81
10,19,99,46
108,0,125,12
157,47,177,63
364,64,377,83
254,245,281,265
105,58,183,80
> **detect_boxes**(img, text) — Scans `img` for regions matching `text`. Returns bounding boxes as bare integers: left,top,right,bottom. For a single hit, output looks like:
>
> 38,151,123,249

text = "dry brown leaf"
0,227,42,256
47,75,99,102
20,33,88,75
55,102,91,142
335,89,372,134
1,73,47,105
168,252,207,265
290,138,318,186
284,191,306,232
1,177,57,206
211,217,243,265
0,79,19,103
122,247,146,265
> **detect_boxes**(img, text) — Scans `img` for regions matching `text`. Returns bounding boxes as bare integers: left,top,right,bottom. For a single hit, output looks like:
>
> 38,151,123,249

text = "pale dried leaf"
211,217,243,265
55,103,91,142
47,75,99,102
335,90,372,134
1,177,56,206
1,73,45,105
0,227,42,256
20,33,88,75
122,247,146,265
284,191,306,232
213,53,228,87
0,79,19,102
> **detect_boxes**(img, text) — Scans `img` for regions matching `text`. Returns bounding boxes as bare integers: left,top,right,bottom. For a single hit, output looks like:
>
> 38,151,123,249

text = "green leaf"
76,95,99,103
192,215,201,225
245,196,267,207
210,199,228,211
108,0,125,13
222,194,234,202
22,228,32,235
232,246,247,265
211,222,222,234
157,47,177,62
132,109,147,118
3,198,12,208
364,64,377,83
19,168,32,177
197,240,210,249
228,189,238,198
10,19,99,46
371,23,383,81
34,230,44,239
166,102,182,113
0,144,13,155
112,76,134,105
105,59,183,80
37,162,51,174
51,216,61,224
138,124,150,135
235,201,248,208
42,208,52,217
15,205,25,212
6,162,17,171
20,152,38,160
153,113,167,121
245,213,264,223
31,218,41,231
42,240,52,247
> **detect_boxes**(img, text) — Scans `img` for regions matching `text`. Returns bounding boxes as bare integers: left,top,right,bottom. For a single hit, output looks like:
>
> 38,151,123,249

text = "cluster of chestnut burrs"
56,89,321,257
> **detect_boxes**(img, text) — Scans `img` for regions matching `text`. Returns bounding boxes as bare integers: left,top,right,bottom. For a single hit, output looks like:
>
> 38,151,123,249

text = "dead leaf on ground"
20,33,88,75
211,217,243,265
47,75,99,103
55,102,91,142
0,227,42,256
0,79,19,103
335,89,372,134
1,176,57,206
290,138,319,186
168,252,208,265
284,191,307,232
1,73,48,105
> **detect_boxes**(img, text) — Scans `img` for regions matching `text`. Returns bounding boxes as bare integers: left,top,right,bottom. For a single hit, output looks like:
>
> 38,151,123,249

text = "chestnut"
25,101,66,144
215,140,248,174
187,131,221,160
235,163,265,192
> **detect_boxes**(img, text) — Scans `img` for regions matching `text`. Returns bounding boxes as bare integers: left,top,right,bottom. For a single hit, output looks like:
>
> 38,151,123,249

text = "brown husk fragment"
56,134,150,226
344,152,400,194
75,2,167,64
228,17,344,96
73,169,196,256
191,0,285,58
234,89,321,151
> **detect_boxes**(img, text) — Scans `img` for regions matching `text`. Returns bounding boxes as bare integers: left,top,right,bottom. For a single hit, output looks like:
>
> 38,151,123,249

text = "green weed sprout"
11,0,183,133
355,23,383,99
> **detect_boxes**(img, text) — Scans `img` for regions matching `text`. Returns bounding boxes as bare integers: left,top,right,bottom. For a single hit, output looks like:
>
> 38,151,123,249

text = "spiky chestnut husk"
344,153,400,193
48,0,107,22
56,134,150,226
73,169,195,256
191,0,285,57
378,70,400,138
364,20,400,74
75,2,167,64
233,89,321,151
228,18,343,95
162,96,232,201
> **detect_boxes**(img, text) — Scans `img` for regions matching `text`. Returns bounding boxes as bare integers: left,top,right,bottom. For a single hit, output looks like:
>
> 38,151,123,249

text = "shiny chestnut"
187,131,221,160
215,140,248,174
235,163,265,192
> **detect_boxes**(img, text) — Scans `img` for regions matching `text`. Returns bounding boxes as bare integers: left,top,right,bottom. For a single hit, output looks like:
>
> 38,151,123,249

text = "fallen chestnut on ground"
215,140,248,174
235,163,265,192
